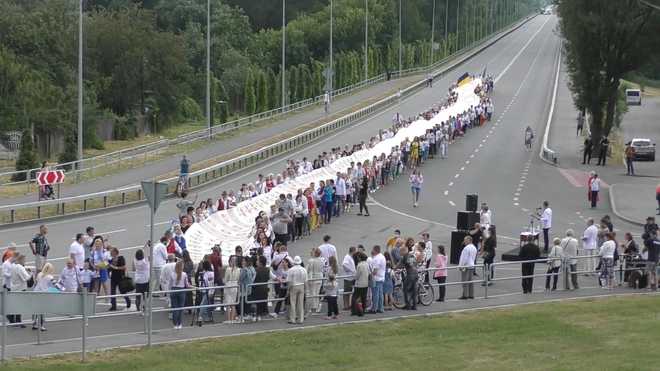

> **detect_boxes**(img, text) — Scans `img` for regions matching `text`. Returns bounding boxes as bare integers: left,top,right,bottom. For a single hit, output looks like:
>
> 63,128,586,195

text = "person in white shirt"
370,246,386,313
159,254,177,303
2,252,14,290
318,235,337,272
132,249,150,313
152,237,168,291
9,254,31,325
561,229,580,290
33,262,56,331
479,203,492,236
540,201,552,253
306,247,324,313
421,233,433,268
458,236,477,299
58,259,79,293
287,256,308,324
589,173,601,208
582,218,599,274
545,238,564,291
335,173,347,217
598,232,617,289
69,233,86,270
341,247,356,310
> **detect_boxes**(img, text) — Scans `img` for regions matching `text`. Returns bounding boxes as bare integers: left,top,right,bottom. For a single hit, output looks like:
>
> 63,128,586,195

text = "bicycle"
175,174,189,197
391,269,434,308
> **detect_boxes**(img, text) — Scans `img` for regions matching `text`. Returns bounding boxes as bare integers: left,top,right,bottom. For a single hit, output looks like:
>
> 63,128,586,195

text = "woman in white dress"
223,255,241,322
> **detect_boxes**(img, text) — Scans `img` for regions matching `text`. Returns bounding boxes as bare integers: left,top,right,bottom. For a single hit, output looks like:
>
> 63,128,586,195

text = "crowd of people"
2,76,500,330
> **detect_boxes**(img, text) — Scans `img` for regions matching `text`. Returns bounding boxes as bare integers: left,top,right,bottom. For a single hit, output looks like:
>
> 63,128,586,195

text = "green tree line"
1,0,537,175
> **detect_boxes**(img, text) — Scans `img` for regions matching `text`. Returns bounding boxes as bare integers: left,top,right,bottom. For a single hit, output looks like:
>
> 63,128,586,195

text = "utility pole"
430,0,436,64
206,0,211,139
456,0,460,50
365,0,368,81
282,0,286,109
329,0,333,94
444,0,449,55
398,0,402,77
77,0,83,173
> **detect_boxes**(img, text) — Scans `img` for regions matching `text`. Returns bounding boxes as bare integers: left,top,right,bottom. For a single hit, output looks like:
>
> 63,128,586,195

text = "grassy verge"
5,295,660,371
621,74,660,97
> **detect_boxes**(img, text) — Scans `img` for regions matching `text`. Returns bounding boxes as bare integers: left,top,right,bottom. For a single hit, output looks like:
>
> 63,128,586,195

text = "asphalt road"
4,14,650,359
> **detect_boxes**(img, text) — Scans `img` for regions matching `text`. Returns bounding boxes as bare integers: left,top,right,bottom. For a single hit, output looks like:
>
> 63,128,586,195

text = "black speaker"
466,194,478,212
450,230,469,265
457,211,480,231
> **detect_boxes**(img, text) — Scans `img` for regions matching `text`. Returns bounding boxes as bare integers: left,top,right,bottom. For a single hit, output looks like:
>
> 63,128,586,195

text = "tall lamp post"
398,0,402,77
430,0,436,65
456,0,460,51
206,0,211,139
77,0,83,173
364,0,369,81
282,0,287,109
329,0,333,95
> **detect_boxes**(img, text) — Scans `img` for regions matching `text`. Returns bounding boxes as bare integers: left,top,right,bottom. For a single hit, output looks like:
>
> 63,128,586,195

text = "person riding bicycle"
524,126,534,149
396,247,418,310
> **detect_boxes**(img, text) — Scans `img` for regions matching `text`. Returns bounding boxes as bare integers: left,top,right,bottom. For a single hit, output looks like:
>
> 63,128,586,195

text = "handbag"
118,276,135,293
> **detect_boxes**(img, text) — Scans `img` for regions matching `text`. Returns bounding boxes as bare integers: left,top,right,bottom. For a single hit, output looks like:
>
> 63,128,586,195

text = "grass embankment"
6,295,660,371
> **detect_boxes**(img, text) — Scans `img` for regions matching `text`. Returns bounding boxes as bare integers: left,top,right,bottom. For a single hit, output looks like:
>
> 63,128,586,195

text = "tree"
558,0,655,144
13,129,38,181
256,69,269,113
244,69,256,115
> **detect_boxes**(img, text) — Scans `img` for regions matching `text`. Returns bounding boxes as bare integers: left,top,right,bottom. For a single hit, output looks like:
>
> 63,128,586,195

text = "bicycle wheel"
392,284,406,309
418,283,434,306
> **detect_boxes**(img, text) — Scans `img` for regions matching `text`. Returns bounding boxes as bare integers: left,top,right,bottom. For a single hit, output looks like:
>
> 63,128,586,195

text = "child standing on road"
324,274,339,319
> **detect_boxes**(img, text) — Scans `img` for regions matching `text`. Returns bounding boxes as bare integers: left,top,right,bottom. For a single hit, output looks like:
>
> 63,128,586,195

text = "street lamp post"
398,0,402,77
77,0,83,174
430,0,436,65
456,0,460,51
206,0,211,139
365,0,368,81
282,0,286,109
329,0,333,95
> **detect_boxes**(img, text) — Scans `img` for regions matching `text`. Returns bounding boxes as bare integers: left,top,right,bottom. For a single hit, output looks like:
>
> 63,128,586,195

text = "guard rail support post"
103,196,108,208
484,263,490,299
1,288,6,363
563,257,570,290
239,285,244,324
81,287,88,362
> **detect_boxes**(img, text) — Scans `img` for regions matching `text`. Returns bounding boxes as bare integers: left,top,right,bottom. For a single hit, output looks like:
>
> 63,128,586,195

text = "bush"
58,130,78,170
12,129,38,181
176,97,203,122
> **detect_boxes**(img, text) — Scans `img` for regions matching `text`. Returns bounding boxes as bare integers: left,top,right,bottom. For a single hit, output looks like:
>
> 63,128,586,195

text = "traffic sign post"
140,180,168,347
36,170,65,201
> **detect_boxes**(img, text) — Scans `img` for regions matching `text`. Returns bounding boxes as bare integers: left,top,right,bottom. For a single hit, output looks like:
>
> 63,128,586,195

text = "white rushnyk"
185,79,483,262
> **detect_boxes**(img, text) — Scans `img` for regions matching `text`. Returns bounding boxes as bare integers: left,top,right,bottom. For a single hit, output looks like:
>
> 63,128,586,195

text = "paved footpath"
547,61,657,231
1,74,422,206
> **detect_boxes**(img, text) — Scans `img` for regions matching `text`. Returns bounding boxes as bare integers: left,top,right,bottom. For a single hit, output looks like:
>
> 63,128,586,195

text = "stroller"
39,184,55,200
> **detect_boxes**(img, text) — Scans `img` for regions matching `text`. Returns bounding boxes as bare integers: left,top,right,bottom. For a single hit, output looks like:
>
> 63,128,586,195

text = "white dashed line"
454,174,460,179
449,182,454,187
444,190,449,196
449,201,456,207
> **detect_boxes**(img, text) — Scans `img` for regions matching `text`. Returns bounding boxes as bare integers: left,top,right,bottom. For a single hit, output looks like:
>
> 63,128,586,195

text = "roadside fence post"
81,287,88,362
239,285,244,323
563,257,570,290
1,288,6,363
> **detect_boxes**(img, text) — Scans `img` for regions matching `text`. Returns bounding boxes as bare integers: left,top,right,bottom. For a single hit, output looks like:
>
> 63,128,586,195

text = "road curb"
608,183,645,226
539,38,562,166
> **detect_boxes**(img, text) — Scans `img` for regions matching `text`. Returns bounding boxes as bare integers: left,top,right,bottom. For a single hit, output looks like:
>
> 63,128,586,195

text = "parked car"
631,138,656,161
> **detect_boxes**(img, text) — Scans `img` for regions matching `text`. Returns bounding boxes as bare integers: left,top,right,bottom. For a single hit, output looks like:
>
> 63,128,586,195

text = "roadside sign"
141,180,168,211
36,170,65,185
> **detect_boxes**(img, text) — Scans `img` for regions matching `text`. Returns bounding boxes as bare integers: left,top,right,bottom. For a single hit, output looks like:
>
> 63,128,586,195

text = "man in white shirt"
69,233,86,270
59,259,79,292
335,173,346,217
2,252,14,290
582,218,599,274
540,201,553,253
287,256,308,324
318,235,337,271
341,247,356,310
370,246,386,313
480,203,492,233
561,229,579,290
152,237,169,292
458,236,477,300
159,254,177,303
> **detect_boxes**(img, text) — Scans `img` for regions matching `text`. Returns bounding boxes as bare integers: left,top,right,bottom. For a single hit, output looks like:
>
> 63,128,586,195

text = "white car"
631,138,656,161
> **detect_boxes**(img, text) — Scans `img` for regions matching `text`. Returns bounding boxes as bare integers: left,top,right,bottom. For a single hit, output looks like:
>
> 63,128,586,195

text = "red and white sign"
37,170,65,186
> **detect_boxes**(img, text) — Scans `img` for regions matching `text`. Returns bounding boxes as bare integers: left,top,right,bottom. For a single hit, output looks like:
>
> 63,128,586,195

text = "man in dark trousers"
583,137,593,165
597,136,609,166
519,235,541,294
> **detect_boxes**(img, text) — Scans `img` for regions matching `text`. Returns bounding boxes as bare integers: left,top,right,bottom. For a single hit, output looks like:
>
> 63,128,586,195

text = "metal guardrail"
1,254,653,361
0,15,537,225
540,40,562,166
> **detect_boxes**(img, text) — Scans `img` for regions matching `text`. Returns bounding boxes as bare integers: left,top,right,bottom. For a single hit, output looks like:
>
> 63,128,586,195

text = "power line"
638,0,660,11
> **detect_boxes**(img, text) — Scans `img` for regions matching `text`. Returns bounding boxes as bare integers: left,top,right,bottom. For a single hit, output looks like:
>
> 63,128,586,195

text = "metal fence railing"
540,39,562,165
0,14,538,225
1,253,655,362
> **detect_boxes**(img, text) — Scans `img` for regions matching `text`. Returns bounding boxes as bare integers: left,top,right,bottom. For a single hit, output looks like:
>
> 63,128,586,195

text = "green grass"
6,295,660,371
